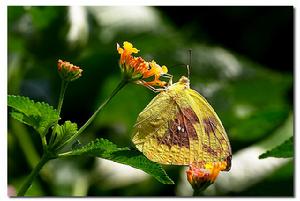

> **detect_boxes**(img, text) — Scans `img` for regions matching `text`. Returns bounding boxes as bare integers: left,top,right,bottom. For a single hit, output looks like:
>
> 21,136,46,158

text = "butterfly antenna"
187,49,192,79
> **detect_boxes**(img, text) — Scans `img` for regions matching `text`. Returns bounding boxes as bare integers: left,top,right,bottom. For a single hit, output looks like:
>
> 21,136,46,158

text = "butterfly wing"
186,89,232,170
132,81,231,170
132,90,182,164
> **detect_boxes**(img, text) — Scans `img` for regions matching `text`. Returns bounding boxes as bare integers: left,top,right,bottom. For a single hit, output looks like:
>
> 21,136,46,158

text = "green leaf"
8,95,60,136
52,121,78,148
69,138,174,184
259,136,294,159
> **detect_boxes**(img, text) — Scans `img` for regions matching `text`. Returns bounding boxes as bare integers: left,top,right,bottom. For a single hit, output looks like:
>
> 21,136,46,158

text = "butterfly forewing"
132,89,193,165
132,91,177,152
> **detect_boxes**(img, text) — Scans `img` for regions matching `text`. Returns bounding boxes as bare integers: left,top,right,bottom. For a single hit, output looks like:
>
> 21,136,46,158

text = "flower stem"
57,80,69,115
193,188,204,196
48,80,69,146
57,79,128,149
17,154,51,196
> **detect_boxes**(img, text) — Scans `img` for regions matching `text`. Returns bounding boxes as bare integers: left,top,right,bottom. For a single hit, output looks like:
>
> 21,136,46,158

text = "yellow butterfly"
132,76,232,172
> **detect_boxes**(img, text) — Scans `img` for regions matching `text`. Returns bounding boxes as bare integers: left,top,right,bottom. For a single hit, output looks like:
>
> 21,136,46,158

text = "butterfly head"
167,76,190,91
178,76,190,87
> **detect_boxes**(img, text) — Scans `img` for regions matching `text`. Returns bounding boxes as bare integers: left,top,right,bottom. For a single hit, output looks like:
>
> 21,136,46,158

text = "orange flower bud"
57,59,83,82
186,161,227,191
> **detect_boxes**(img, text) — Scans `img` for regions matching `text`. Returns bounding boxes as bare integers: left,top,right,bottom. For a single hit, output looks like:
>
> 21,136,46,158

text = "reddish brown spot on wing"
156,108,199,149
182,107,199,123
202,144,218,156
203,117,217,135
224,155,232,171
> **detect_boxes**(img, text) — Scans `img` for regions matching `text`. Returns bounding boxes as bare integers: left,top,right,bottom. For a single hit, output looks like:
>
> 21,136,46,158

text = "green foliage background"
8,6,293,196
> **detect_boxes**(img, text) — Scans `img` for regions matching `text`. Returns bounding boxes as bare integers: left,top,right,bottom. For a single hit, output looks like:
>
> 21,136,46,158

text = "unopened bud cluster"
57,59,83,82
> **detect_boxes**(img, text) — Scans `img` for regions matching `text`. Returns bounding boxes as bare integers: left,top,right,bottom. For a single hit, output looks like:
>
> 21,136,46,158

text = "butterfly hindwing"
132,77,232,170
186,89,232,170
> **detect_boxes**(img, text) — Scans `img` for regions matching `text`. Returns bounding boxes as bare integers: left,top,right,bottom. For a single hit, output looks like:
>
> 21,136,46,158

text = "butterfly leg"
135,80,166,92
161,73,173,86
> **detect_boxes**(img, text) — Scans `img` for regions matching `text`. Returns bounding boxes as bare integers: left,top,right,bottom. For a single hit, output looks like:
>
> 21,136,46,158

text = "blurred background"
7,6,293,196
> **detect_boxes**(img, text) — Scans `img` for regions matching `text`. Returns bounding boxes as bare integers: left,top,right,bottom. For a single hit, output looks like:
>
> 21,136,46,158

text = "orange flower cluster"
186,161,227,191
57,59,83,82
117,41,168,87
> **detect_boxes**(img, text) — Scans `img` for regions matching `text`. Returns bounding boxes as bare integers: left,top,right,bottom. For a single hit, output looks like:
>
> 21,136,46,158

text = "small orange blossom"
57,59,83,82
186,161,227,191
117,41,169,88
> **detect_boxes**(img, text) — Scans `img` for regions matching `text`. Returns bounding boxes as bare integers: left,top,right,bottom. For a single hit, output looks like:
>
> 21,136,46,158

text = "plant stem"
11,121,40,169
41,136,48,150
48,80,69,146
58,79,128,149
57,80,69,115
193,189,203,196
17,154,51,196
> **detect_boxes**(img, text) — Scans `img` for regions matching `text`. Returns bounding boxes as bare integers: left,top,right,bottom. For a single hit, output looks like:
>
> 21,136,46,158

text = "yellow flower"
117,41,139,65
57,59,83,82
117,41,169,88
186,161,227,191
